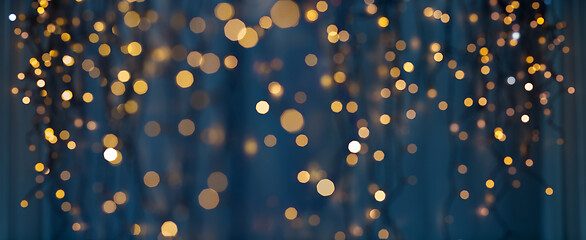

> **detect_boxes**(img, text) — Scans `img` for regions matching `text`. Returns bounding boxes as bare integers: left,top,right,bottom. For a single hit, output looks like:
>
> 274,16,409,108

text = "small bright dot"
103,148,118,162
256,101,270,114
9,14,16,22
545,187,553,195
20,200,28,208
486,179,495,188
460,190,469,200
512,32,520,40
504,156,513,165
521,114,530,123
348,140,361,153
525,83,534,91
297,171,310,183
284,207,298,220
507,76,516,85
374,190,386,202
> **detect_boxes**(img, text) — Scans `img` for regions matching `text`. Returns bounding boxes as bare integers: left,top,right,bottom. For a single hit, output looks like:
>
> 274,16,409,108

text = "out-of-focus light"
9,14,16,22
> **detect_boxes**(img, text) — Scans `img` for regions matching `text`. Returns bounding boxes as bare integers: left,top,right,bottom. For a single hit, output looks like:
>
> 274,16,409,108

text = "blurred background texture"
2,0,586,239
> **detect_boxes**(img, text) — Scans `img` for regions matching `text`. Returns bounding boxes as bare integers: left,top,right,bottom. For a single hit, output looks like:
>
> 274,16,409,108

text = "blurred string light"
8,0,573,239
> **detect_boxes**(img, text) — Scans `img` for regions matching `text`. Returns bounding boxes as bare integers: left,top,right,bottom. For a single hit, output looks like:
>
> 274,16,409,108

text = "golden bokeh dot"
331,101,343,113
264,134,277,147
380,88,391,98
20,200,28,208
434,52,443,62
373,150,385,161
238,27,259,48
460,190,470,200
335,231,346,240
406,109,416,119
103,134,118,148
224,19,246,41
198,188,220,210
103,200,117,214
161,221,178,237
143,171,160,188
455,70,465,80
190,17,206,34
403,62,414,72
407,143,417,153
280,109,304,133
379,229,389,239
214,3,234,21
201,53,221,74
207,172,228,192
131,224,141,236
346,154,358,166
270,0,300,28
486,179,495,189
259,16,273,29
82,92,93,103
294,92,307,104
72,223,81,231
395,79,406,90
256,101,270,114
111,82,126,96
374,190,386,202
297,170,310,183
124,11,140,27
60,171,71,181
316,179,335,196
306,10,318,22
305,54,318,66
284,207,298,220
176,70,194,88
378,17,389,27
55,189,65,199
316,1,328,12
244,138,258,156
98,44,111,56
144,121,161,137
346,101,358,113
224,55,238,69
464,97,473,107
114,191,128,205
295,134,308,147
457,164,467,174
379,114,391,125
178,119,195,136
133,80,148,95
308,214,320,226
358,127,369,138
127,42,142,56
268,81,284,97
118,70,131,82
187,51,203,67
438,101,448,110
